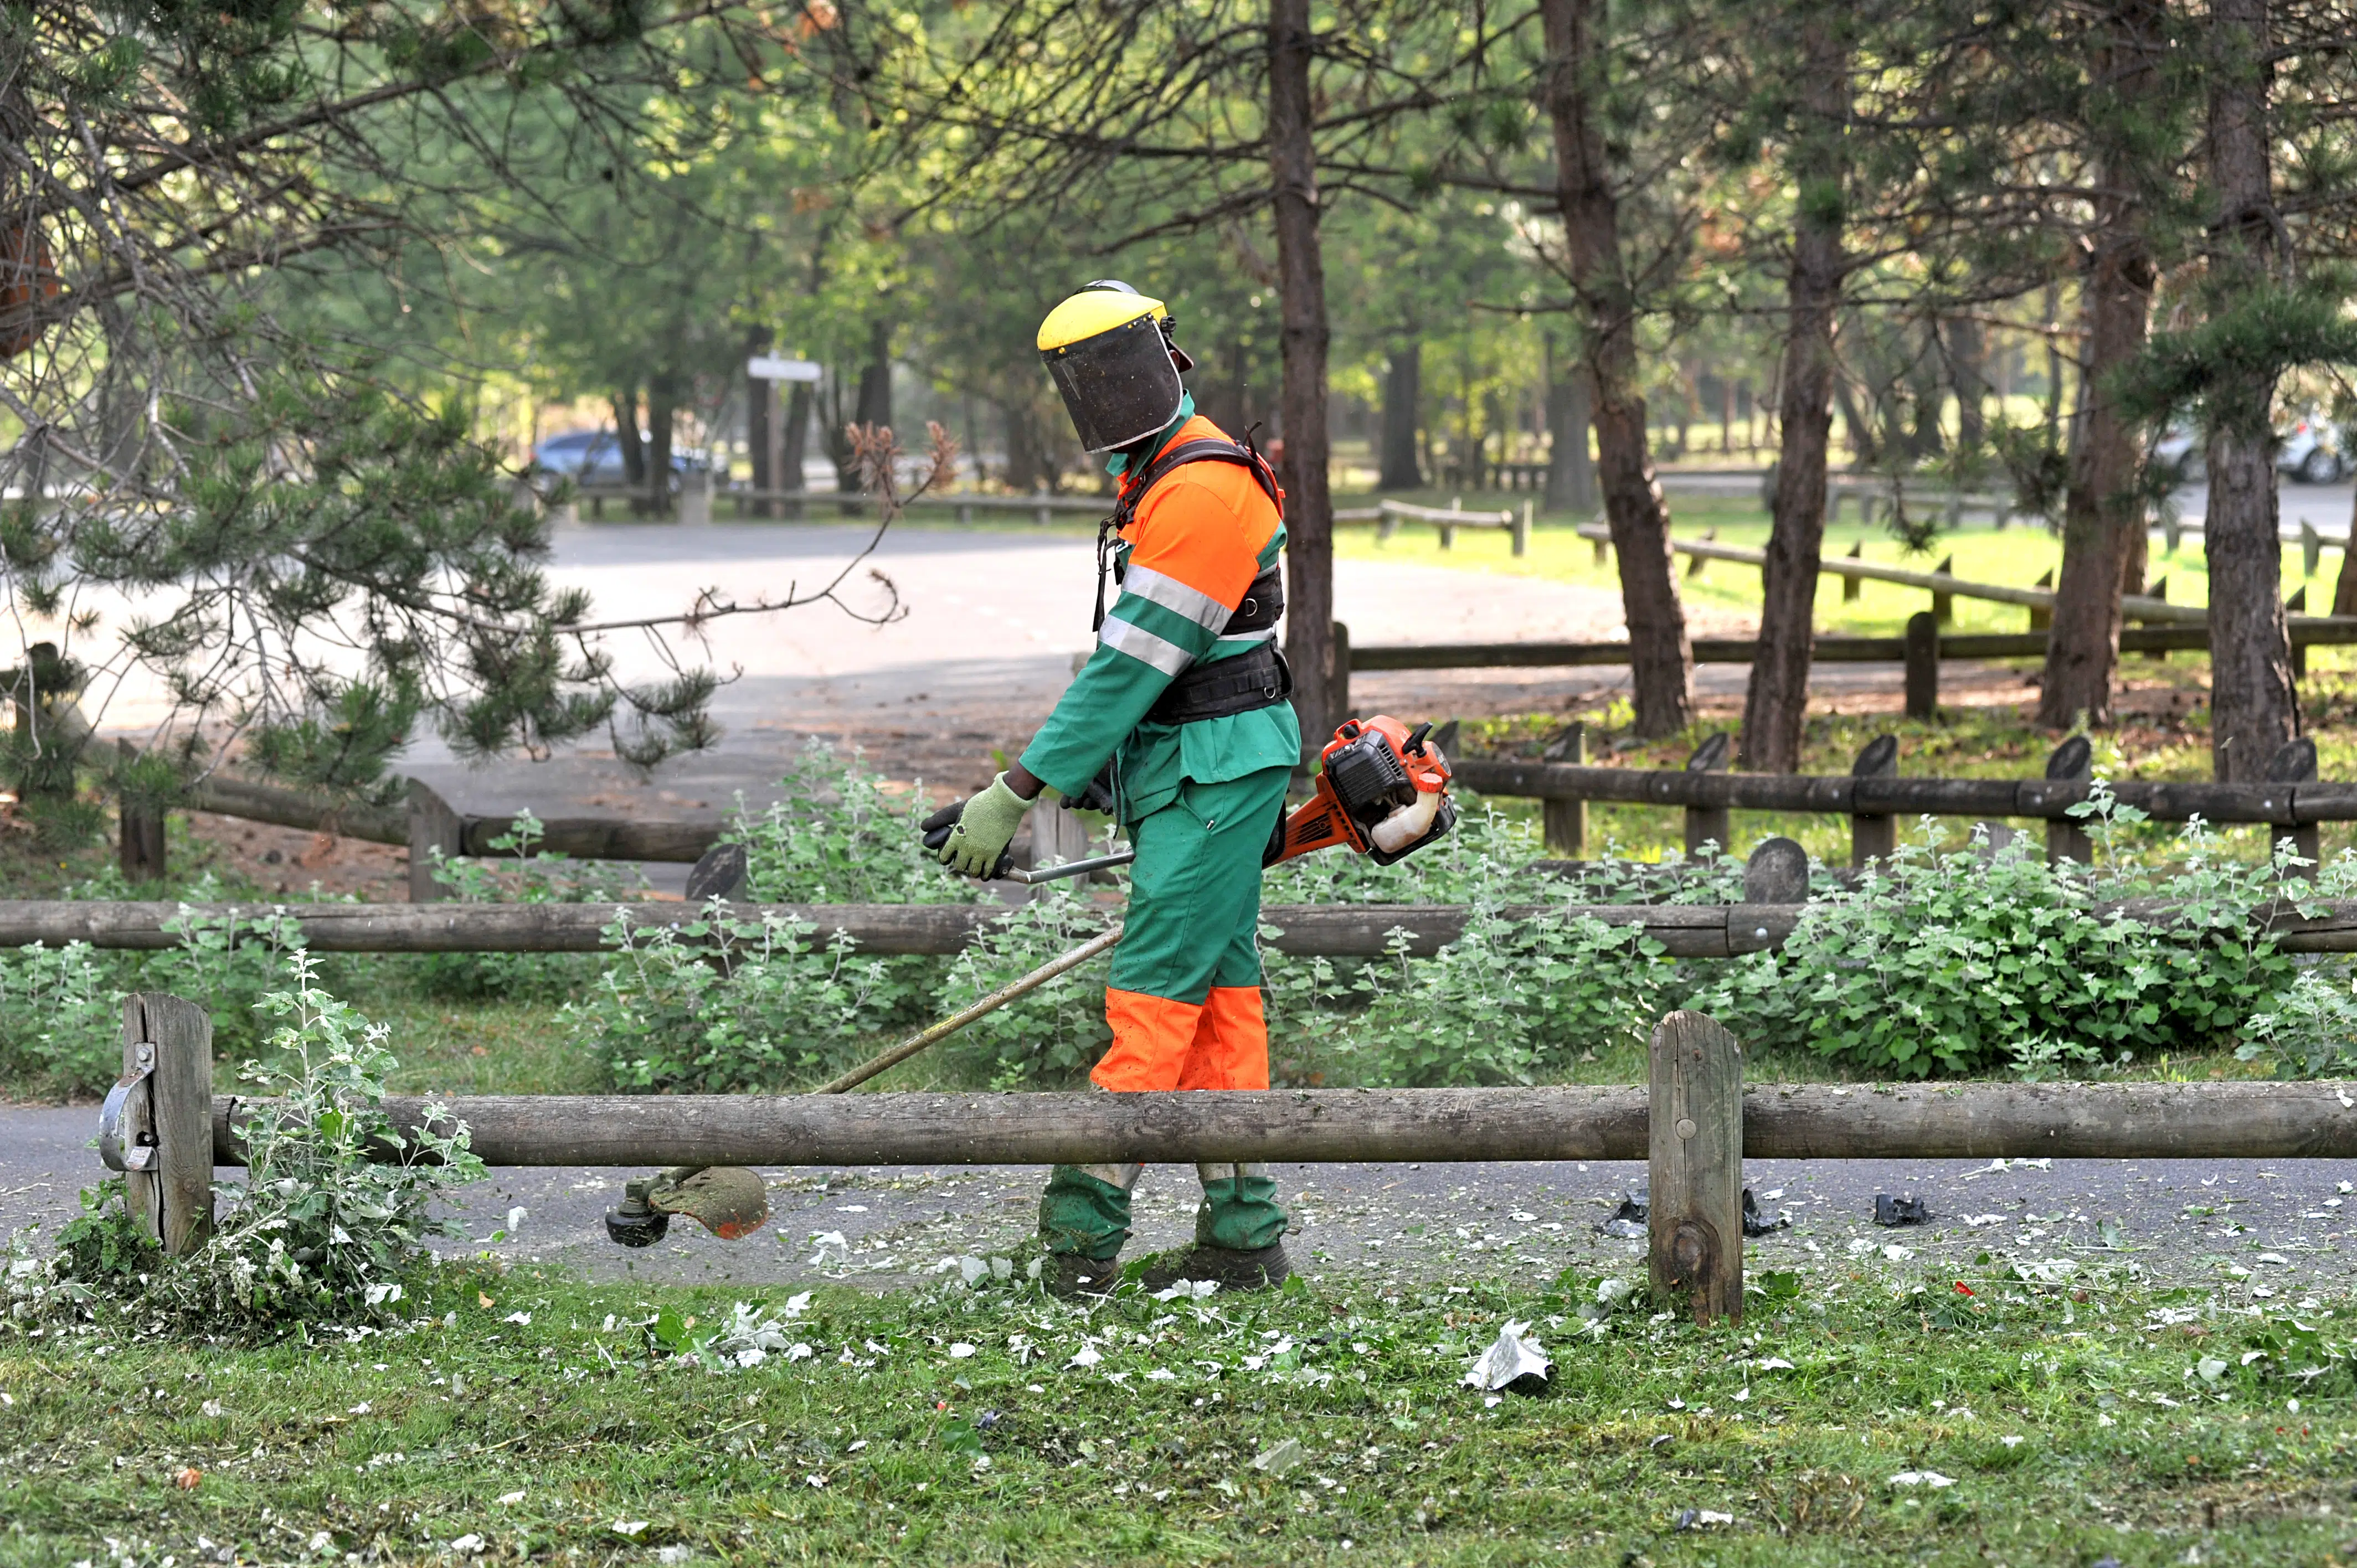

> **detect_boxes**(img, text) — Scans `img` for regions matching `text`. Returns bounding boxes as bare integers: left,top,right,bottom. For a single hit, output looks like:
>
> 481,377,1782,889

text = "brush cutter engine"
1265,714,1456,868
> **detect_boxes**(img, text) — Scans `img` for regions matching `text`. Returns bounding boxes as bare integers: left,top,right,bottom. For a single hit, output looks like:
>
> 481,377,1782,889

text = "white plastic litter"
809,1231,851,1267
1461,1320,1552,1392
1889,1471,1955,1489
1152,1279,1220,1302
1253,1438,1305,1474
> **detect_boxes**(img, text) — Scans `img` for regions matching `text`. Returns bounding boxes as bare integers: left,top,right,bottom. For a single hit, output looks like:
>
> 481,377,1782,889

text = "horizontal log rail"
20,893,2357,958
202,1080,2357,1169
1452,756,2357,826
1577,523,2203,625
183,775,405,845
1346,621,2357,673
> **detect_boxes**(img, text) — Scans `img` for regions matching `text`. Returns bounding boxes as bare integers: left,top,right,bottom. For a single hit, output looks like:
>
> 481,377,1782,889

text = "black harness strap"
1092,431,1285,632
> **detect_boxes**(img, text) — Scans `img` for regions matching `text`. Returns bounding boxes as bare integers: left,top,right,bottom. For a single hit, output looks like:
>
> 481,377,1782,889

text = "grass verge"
4,1262,2354,1565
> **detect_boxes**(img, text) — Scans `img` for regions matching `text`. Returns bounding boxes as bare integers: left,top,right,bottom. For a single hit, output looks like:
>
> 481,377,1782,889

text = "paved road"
8,1103,2352,1297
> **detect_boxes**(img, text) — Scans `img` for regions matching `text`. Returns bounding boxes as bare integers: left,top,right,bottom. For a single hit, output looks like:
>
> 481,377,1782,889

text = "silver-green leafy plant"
1689,800,2301,1078
33,956,482,1330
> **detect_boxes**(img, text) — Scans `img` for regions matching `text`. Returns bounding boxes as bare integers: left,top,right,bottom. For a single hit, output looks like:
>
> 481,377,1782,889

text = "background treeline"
4,0,2357,798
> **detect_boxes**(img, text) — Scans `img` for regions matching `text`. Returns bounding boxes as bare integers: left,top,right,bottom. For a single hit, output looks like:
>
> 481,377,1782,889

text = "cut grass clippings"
4,1262,2355,1565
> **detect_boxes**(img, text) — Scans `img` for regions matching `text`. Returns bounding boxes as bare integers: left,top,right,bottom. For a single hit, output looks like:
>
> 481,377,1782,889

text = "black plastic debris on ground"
1741,1188,1789,1237
1875,1194,1931,1227
1599,1184,1787,1239
1597,1185,1648,1239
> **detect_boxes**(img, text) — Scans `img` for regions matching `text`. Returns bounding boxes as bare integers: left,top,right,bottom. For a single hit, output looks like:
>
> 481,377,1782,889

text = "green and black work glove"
921,773,1031,879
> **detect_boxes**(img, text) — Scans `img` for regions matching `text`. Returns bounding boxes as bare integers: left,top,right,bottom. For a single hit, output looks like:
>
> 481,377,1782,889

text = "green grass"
7,1263,2356,1565
1336,491,2351,638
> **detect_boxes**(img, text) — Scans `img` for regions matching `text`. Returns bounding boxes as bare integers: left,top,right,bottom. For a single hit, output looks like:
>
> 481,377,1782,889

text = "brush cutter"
606,715,1454,1246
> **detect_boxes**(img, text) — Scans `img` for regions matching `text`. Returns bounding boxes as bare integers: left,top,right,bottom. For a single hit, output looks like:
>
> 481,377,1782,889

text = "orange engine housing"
1264,714,1456,868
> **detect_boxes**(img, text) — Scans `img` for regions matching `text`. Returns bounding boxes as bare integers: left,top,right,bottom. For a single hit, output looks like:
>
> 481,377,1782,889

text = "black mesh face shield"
1041,313,1186,453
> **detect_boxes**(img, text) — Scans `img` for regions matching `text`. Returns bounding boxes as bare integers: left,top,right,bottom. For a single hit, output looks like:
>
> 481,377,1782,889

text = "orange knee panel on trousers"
1093,986,1270,1093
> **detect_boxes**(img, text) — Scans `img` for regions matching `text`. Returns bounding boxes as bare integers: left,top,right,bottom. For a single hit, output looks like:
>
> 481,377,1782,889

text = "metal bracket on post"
98,1041,156,1175
1649,1010,1743,1327
1682,732,1732,858
104,994,215,1255
2044,736,2094,866
1849,734,1900,869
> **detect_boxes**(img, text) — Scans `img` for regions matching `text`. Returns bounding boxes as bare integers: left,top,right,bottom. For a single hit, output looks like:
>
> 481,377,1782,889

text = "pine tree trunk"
1739,18,1845,774
779,381,811,518
2334,485,2357,616
748,331,776,520
1378,343,1423,490
2037,0,2163,731
645,378,677,519
1271,0,1336,752
1948,316,1986,452
1545,350,1596,513
856,321,893,431
611,389,646,487
2203,0,2296,781
1541,0,1691,736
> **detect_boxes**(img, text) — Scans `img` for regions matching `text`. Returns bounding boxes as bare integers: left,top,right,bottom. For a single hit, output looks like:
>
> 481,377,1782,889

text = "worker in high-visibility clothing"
928,281,1300,1294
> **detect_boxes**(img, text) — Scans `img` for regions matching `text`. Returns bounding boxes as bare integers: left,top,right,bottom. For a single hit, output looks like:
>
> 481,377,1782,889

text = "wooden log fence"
23,886,2357,960
1337,497,1532,555
1578,525,2201,627
97,990,2357,1327
1332,620,2357,778
1454,731,2340,869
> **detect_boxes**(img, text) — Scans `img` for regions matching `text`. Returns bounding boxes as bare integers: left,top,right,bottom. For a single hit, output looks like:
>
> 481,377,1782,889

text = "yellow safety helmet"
1037,280,1195,453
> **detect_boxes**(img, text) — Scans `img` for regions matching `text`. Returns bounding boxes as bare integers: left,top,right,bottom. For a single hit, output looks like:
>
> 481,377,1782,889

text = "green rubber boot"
1038,1164,1134,1296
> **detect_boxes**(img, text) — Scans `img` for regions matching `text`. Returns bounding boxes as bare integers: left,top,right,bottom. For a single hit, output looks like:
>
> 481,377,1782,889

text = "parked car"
2279,416,2349,484
532,429,711,486
2149,417,2349,486
2152,422,2204,483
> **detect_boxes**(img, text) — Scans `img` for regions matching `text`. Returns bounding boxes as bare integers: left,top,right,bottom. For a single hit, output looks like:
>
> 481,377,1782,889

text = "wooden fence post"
2266,735,2320,876
1841,540,1862,601
1542,721,1587,855
112,993,214,1255
1931,554,1955,624
1903,612,1939,720
1850,733,1898,869
116,739,166,885
2030,568,2054,630
1741,836,1808,904
1649,1010,1743,1327
1513,500,1531,558
408,778,466,903
2044,735,2093,865
1682,732,1731,856
1330,621,1351,733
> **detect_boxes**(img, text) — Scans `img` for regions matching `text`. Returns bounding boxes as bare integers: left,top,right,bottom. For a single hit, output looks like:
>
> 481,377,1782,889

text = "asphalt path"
7,1102,2353,1299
